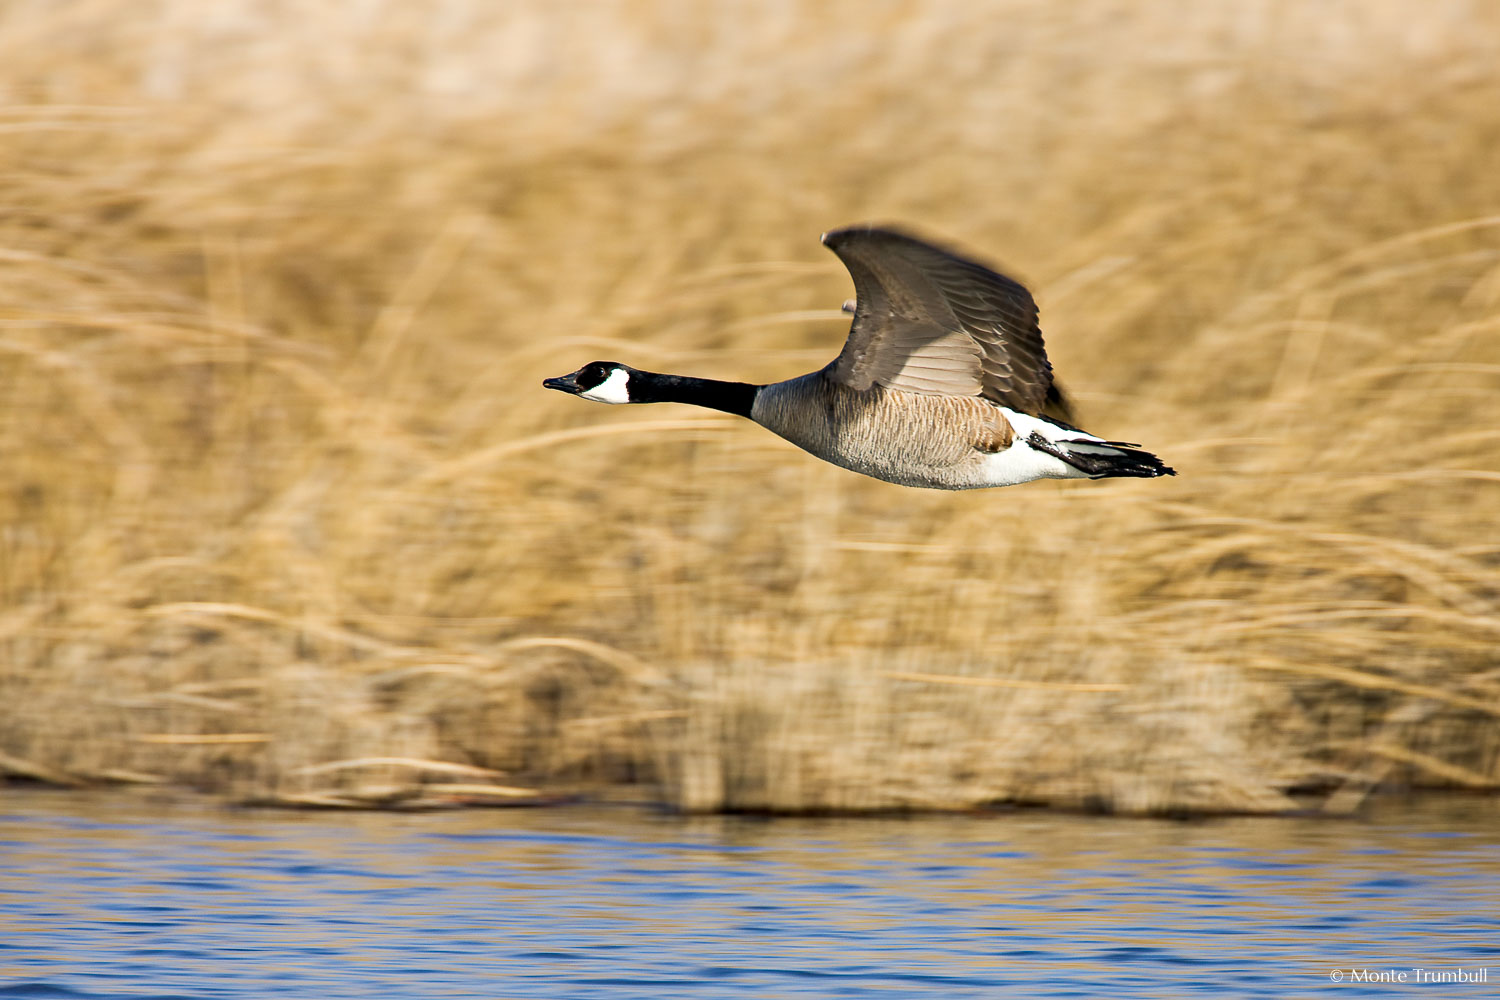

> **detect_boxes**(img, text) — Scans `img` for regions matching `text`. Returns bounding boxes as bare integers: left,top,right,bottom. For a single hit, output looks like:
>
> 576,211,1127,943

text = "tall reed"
2,0,1497,812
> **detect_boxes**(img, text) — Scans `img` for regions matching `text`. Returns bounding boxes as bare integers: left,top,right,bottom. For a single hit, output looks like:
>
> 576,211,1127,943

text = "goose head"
543,361,636,404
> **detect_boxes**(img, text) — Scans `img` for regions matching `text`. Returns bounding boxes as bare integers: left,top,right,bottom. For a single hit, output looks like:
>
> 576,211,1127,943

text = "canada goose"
543,225,1175,490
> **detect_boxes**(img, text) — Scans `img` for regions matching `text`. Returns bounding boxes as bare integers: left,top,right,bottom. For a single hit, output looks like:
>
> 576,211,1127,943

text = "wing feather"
822,225,1054,413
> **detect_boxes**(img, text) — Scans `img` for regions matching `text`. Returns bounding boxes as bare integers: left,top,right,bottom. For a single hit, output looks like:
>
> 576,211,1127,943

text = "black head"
542,361,634,403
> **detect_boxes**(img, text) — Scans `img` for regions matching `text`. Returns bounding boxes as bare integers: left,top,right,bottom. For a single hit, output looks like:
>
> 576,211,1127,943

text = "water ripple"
1,792,1496,999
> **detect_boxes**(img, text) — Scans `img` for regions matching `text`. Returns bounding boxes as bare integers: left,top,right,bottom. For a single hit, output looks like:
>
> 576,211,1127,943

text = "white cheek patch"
579,367,632,404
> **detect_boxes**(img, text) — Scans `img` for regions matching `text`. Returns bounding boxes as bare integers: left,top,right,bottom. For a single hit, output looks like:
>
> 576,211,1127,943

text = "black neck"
633,371,760,418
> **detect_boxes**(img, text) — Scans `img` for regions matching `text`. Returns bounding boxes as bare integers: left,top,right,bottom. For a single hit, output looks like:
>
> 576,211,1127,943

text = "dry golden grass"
2,0,1499,814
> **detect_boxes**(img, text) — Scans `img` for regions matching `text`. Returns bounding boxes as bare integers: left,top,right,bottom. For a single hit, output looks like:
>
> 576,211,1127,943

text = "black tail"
1027,432,1177,479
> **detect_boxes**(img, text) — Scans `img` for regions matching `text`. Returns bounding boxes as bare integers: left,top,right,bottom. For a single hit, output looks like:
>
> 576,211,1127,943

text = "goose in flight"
543,225,1174,490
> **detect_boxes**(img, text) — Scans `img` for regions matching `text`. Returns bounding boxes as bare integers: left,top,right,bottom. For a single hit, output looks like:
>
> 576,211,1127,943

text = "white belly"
978,407,1095,487
979,439,1086,486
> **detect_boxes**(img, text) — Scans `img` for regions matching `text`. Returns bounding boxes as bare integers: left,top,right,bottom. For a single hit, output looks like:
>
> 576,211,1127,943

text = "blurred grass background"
2,0,1499,813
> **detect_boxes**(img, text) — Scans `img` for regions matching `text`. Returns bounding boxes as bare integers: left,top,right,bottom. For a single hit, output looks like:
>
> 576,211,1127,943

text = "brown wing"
821,224,1054,414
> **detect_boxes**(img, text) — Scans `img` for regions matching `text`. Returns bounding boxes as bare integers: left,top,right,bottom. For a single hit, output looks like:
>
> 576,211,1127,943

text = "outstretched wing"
821,225,1054,414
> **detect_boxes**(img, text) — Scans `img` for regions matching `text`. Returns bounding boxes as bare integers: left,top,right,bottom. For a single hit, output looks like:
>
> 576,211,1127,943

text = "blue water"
1,791,1497,999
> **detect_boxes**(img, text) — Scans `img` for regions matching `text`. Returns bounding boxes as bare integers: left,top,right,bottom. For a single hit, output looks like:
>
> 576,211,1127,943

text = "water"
1,791,1497,999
